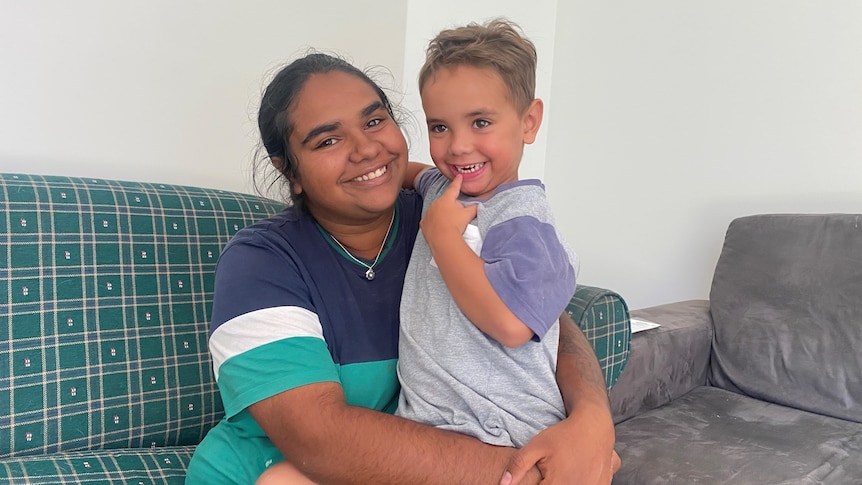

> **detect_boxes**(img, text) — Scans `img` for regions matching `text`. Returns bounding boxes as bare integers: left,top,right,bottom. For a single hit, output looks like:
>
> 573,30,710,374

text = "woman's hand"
502,312,620,484
501,402,619,484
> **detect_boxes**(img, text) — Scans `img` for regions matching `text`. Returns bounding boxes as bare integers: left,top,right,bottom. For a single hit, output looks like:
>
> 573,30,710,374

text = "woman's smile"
351,164,388,182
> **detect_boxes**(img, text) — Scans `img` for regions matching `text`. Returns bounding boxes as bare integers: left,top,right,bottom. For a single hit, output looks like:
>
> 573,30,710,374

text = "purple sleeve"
416,168,446,198
480,216,576,340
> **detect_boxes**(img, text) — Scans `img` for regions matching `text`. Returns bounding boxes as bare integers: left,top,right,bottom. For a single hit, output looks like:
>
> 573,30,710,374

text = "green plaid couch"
0,173,630,484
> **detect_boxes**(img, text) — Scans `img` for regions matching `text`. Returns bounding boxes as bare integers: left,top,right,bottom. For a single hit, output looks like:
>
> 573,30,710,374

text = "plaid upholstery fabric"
566,285,631,389
0,173,283,480
0,172,629,481
0,446,194,485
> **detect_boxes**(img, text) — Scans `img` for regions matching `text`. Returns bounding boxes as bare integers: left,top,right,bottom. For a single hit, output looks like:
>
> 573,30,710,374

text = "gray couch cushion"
709,214,862,423
610,300,712,424
613,386,862,484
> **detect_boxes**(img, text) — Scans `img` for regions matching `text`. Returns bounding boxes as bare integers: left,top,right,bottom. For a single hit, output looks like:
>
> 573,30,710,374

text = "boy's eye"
473,119,490,129
429,124,448,133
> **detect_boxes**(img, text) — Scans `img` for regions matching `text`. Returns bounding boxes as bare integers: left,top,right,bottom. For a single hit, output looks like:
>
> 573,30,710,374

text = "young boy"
396,19,579,447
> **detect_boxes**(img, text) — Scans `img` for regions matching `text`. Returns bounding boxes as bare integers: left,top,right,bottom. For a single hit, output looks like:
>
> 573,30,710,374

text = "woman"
185,53,617,484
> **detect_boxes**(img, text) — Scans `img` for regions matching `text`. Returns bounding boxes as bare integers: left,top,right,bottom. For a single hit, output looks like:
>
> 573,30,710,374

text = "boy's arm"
404,161,433,190
421,176,533,347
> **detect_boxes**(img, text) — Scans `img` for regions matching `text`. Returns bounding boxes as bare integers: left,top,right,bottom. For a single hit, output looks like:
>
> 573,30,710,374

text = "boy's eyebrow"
466,108,496,117
425,109,497,125
301,101,385,146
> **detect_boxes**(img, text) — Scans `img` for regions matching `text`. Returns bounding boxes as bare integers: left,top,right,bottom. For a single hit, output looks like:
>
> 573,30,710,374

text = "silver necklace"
327,211,395,281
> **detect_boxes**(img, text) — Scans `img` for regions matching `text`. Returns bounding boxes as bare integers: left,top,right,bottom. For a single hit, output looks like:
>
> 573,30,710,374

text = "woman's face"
287,71,408,225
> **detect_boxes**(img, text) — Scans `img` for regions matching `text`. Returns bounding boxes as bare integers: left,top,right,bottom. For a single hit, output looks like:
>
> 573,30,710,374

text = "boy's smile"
421,64,542,199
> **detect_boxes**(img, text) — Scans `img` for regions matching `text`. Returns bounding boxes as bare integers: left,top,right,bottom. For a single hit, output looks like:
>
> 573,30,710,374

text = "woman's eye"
367,118,384,128
430,124,447,133
473,119,490,129
316,138,337,149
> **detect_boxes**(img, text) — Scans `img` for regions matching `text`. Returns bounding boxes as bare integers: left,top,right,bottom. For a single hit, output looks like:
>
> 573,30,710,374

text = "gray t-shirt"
396,169,578,447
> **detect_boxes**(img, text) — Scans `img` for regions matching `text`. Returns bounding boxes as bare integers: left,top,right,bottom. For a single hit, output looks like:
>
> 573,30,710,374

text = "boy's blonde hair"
419,18,537,114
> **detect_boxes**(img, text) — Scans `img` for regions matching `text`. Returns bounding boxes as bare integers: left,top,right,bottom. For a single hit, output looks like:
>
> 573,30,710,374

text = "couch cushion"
0,446,194,484
0,174,283,457
614,386,862,484
709,214,862,423
610,300,712,424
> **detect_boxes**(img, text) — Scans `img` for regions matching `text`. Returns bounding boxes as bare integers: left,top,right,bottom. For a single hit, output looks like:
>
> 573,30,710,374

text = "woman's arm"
249,382,542,485
556,311,612,414
404,161,433,190
501,312,619,484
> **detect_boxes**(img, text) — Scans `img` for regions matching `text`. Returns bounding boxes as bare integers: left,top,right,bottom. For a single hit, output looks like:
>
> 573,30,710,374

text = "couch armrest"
566,285,632,390
609,300,713,424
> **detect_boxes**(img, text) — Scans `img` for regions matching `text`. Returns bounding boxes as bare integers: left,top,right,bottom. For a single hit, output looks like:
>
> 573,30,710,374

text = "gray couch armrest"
609,300,713,423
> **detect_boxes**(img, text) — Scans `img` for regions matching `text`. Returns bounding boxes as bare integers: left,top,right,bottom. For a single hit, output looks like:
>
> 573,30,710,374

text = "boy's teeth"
354,166,387,182
456,163,484,174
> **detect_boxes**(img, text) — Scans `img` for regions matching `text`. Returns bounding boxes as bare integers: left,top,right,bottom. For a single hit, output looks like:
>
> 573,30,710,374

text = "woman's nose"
348,132,381,163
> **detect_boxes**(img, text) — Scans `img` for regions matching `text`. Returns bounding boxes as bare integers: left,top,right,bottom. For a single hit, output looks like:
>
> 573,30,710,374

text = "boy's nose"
448,130,473,156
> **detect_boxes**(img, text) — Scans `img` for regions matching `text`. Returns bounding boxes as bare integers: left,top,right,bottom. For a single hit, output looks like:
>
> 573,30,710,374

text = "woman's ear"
271,156,302,194
270,156,285,172
521,99,544,145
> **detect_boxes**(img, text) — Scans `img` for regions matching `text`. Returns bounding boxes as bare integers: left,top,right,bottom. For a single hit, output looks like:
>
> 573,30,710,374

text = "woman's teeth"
353,166,387,182
456,163,484,174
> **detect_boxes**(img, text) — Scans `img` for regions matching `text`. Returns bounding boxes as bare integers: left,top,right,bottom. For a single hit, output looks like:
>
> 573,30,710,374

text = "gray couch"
609,214,862,484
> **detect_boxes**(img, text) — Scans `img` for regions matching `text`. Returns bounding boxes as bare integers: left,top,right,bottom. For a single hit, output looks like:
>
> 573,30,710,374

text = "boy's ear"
521,98,544,145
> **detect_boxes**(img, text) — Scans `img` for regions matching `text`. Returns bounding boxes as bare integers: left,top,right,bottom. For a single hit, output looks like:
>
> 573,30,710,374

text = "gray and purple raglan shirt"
396,168,579,447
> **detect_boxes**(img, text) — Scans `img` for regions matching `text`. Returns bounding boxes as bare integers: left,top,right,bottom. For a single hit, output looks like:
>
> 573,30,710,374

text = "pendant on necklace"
365,268,375,281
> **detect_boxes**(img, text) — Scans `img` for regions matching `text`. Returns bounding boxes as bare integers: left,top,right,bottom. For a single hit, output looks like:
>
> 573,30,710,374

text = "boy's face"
421,64,542,199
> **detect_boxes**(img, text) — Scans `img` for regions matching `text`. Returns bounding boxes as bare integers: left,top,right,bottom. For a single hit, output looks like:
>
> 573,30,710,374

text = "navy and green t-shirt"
186,190,422,483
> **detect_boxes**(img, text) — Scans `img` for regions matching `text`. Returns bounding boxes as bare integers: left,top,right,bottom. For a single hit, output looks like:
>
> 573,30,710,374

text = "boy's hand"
421,175,477,246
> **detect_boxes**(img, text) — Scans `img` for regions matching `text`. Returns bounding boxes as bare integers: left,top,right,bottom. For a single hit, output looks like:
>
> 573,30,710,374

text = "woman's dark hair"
255,53,397,209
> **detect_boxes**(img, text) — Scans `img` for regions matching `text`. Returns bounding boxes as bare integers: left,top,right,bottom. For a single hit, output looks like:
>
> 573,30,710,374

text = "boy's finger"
463,202,478,220
445,174,463,198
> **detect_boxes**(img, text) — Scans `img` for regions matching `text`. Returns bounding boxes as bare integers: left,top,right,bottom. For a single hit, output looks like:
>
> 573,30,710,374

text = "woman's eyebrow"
301,122,340,146
361,101,385,118
300,101,385,147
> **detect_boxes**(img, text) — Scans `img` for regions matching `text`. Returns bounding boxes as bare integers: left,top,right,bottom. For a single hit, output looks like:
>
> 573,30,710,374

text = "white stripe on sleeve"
209,306,324,379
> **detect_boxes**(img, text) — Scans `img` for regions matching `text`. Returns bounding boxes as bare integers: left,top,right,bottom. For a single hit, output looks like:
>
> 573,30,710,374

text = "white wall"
0,1,407,194
546,1,862,309
401,0,558,181
3,1,859,310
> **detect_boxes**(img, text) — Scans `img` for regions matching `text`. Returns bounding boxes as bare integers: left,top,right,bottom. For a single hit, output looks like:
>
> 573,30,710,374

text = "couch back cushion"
709,214,862,423
0,174,283,457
